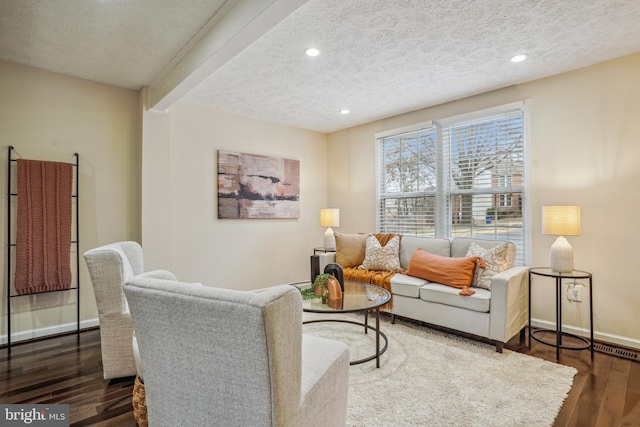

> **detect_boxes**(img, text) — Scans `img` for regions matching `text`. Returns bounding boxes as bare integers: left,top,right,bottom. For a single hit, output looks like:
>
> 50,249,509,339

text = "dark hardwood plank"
505,329,640,427
554,367,587,425
0,330,137,426
594,357,631,426
623,362,640,425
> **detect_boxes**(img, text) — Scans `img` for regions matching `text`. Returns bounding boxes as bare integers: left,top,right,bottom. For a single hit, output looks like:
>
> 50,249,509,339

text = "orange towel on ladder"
15,159,73,295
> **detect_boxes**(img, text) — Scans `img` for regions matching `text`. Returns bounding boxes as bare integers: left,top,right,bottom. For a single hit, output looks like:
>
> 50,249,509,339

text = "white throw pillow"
358,235,401,271
466,242,513,290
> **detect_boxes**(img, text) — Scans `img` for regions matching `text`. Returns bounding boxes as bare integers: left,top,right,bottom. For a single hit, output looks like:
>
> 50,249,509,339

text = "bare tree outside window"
449,115,523,225
382,131,436,194
379,130,437,235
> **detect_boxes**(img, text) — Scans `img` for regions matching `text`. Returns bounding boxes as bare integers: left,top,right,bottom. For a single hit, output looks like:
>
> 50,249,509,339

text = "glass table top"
529,267,592,279
292,280,390,313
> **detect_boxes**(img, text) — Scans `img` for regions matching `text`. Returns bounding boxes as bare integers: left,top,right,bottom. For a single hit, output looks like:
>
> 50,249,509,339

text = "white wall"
0,60,141,343
327,53,640,349
141,89,172,271
142,102,328,289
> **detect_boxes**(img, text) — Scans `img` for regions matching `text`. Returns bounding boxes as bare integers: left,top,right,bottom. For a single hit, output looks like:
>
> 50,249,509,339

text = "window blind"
377,126,437,236
442,108,525,264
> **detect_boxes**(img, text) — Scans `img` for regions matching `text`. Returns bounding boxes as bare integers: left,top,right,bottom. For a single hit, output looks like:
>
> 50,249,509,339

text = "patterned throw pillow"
466,242,512,290
358,235,401,271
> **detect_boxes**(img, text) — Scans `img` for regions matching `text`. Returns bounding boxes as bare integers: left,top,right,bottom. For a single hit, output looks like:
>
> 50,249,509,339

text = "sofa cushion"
359,235,401,271
466,242,513,290
335,233,368,267
405,248,485,294
420,283,491,313
390,273,427,298
398,236,450,270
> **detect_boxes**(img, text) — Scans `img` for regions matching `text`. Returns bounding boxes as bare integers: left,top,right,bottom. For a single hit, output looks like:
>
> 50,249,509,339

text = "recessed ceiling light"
340,109,350,115
305,48,320,57
510,54,528,63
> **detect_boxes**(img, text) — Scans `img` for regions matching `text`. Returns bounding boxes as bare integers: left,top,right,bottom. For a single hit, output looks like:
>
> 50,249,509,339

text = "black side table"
528,267,594,362
313,247,336,254
310,249,336,282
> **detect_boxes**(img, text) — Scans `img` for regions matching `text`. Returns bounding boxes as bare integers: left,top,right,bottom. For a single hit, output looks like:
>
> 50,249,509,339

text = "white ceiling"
0,0,230,90
2,0,640,133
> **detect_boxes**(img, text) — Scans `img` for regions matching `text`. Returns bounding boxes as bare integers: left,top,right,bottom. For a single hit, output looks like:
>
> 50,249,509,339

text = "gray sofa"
318,236,528,352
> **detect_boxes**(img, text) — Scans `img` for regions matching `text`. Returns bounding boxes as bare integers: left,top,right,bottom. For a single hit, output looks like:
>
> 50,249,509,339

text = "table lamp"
542,206,581,273
320,208,340,250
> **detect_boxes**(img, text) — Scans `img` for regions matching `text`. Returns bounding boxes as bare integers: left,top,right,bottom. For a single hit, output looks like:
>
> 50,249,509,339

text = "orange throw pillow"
405,248,486,296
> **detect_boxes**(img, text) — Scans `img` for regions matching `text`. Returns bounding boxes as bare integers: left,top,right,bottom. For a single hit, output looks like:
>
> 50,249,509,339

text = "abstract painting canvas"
218,150,300,219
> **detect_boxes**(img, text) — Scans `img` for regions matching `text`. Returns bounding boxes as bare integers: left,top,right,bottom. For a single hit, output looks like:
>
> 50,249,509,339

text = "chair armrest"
488,266,529,343
135,270,177,281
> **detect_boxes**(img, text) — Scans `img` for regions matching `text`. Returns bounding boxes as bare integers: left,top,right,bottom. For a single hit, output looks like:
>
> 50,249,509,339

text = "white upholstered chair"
84,241,176,380
123,277,350,427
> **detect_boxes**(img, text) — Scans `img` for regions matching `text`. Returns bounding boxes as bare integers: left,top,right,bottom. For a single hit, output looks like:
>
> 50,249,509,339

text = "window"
377,126,437,236
376,103,527,264
497,176,513,206
499,176,512,187
498,194,512,207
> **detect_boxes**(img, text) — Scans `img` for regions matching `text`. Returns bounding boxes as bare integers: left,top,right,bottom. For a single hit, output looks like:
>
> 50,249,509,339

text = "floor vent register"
593,343,639,362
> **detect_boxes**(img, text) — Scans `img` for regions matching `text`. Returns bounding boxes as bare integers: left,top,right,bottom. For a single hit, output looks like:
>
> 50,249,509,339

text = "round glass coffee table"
292,280,390,368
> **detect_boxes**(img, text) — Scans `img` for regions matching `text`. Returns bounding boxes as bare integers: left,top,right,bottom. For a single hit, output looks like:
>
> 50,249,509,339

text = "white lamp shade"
320,208,340,227
542,206,581,236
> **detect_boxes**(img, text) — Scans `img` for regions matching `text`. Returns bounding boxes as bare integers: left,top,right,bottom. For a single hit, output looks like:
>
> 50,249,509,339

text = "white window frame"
375,101,530,265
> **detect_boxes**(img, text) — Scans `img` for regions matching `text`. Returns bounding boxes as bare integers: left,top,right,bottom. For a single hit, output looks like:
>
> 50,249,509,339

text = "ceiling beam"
147,0,309,112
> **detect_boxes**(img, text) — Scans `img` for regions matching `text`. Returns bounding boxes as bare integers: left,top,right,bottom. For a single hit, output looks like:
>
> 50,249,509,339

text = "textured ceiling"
184,0,640,132
0,0,229,89
1,0,640,133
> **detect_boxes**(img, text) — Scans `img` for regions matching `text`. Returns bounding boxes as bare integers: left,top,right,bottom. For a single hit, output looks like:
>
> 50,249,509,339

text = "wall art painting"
218,150,300,219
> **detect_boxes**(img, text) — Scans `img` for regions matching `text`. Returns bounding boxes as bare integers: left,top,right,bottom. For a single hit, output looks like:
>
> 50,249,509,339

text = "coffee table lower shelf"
303,318,389,365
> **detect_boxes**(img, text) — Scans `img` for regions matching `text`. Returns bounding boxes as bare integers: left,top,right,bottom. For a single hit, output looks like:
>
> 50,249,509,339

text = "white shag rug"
303,313,576,427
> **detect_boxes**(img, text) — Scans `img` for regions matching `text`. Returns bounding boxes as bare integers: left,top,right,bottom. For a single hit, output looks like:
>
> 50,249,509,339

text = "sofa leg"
519,327,526,342
495,342,504,353
391,314,396,324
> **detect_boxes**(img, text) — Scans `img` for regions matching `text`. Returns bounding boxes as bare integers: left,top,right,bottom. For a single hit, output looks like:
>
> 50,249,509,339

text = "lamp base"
324,227,336,250
550,236,574,273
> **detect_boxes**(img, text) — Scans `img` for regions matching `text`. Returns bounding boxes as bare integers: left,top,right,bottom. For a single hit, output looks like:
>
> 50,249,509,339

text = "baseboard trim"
531,318,640,351
0,318,99,346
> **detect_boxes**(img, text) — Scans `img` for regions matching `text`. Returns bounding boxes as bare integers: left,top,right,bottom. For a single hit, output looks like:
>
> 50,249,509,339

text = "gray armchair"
123,277,350,427
84,241,176,379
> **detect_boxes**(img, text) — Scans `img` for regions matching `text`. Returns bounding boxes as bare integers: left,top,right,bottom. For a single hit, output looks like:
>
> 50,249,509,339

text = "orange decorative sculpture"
327,276,343,309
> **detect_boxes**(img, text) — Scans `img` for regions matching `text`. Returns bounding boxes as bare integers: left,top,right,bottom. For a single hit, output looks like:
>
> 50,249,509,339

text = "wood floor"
1,325,639,426
509,332,640,427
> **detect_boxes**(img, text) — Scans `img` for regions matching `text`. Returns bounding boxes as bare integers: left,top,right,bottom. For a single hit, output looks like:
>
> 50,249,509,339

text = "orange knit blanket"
15,159,73,295
343,267,395,310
